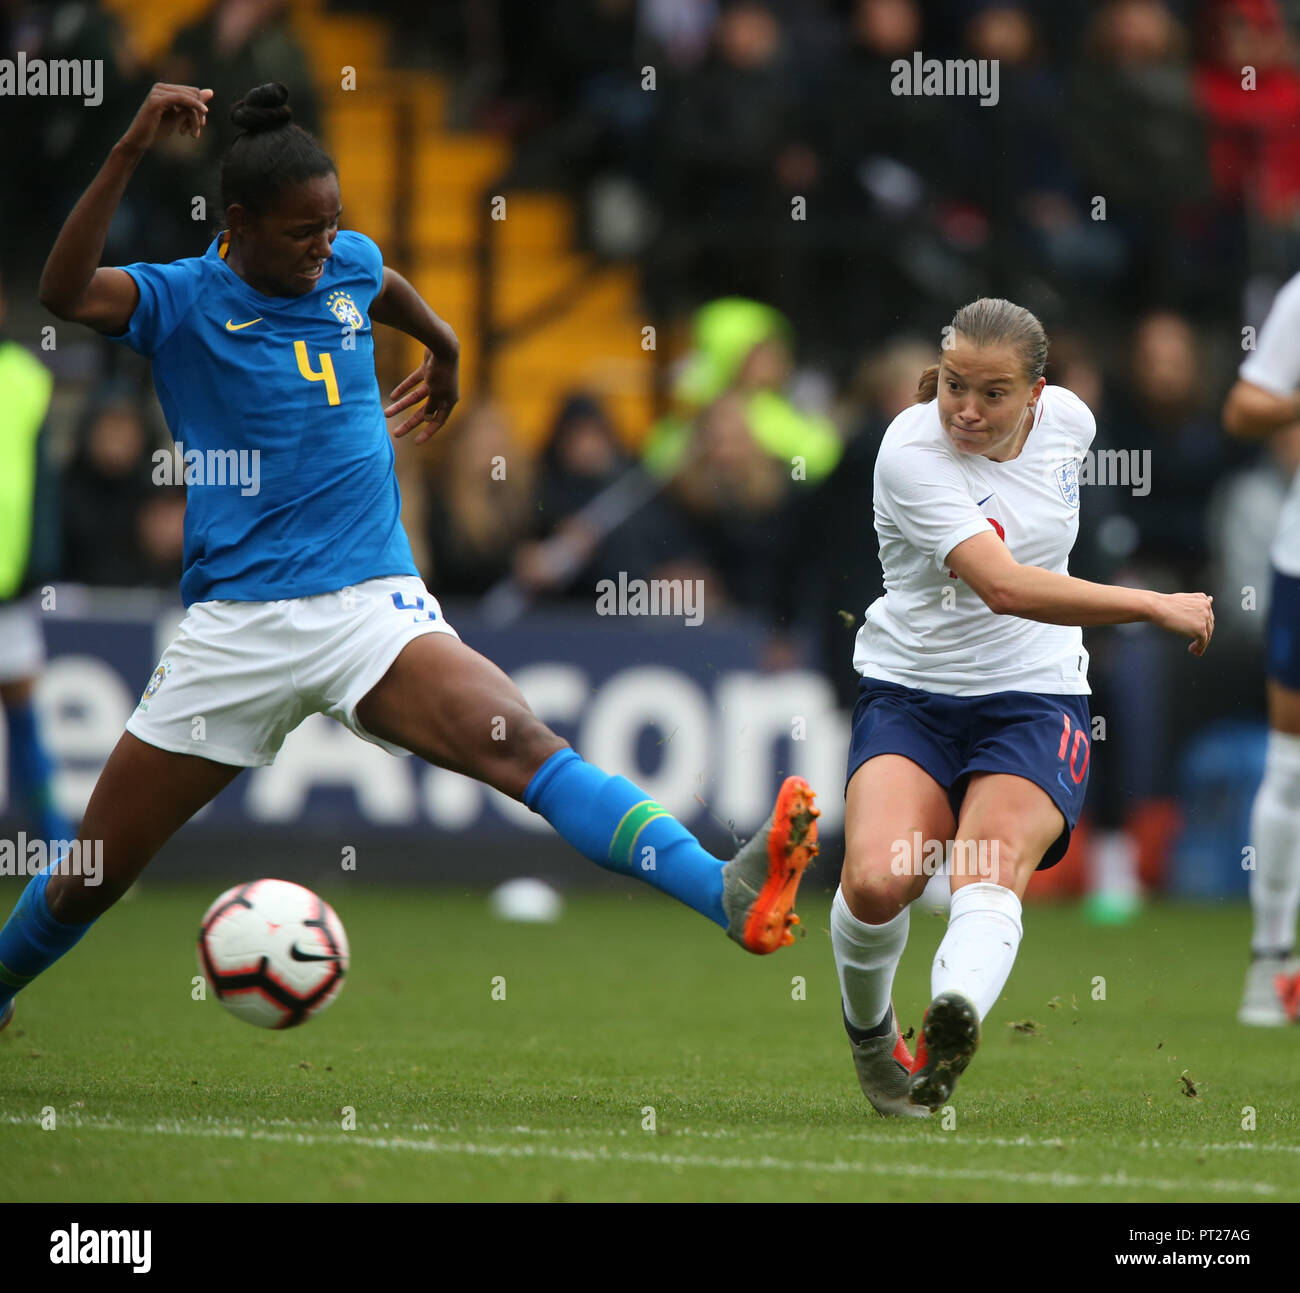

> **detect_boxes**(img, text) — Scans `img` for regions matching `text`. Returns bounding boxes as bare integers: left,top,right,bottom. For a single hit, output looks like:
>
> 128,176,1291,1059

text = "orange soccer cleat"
721,775,819,954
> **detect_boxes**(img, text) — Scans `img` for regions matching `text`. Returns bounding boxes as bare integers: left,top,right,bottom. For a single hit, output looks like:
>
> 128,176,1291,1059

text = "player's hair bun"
230,83,293,135
221,80,332,218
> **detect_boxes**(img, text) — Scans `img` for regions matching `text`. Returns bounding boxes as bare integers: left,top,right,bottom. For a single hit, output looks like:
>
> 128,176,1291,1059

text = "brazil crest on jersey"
109,229,418,606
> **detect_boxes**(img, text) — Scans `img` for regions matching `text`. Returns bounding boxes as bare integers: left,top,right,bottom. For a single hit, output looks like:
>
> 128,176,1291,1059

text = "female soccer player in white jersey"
1223,271,1300,1025
0,82,819,1031
835,298,1215,1115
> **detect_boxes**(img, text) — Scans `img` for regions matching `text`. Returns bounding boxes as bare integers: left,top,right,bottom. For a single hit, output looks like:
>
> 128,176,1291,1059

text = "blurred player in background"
0,81,817,1033
836,298,1215,1116
1223,271,1300,1025
0,269,75,852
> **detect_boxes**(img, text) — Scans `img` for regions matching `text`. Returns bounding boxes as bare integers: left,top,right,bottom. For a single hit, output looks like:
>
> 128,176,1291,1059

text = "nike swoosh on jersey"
225,317,263,331
977,493,994,506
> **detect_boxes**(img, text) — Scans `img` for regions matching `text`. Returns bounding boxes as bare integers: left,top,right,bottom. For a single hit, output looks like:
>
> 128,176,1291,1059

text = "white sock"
831,885,910,1032
1249,731,1300,955
1089,829,1139,899
931,882,1023,1021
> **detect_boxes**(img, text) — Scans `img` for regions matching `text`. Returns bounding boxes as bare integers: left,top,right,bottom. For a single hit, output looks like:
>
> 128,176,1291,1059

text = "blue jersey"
109,229,418,606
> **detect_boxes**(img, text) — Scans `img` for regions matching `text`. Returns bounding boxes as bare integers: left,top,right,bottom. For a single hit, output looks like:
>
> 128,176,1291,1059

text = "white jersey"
854,384,1095,696
1239,270,1300,577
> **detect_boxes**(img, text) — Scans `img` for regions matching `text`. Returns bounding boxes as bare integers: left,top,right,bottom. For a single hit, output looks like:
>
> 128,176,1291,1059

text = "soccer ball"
197,879,349,1029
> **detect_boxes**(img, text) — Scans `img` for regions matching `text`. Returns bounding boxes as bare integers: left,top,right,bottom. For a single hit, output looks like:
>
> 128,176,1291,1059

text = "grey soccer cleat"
721,775,818,954
845,1002,930,1118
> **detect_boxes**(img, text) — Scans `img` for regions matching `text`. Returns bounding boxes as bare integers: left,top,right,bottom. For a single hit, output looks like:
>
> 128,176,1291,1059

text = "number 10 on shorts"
1057,712,1089,784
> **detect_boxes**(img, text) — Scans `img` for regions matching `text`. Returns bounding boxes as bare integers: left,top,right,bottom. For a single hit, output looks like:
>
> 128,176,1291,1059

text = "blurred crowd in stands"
457,0,1300,364
2,0,1299,762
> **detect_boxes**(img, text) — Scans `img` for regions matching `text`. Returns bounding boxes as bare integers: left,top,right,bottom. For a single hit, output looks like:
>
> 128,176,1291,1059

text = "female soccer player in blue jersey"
0,82,818,1030
835,298,1215,1115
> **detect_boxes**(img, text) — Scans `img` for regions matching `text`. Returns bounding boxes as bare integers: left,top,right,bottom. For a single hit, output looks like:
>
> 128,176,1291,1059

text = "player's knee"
841,862,914,924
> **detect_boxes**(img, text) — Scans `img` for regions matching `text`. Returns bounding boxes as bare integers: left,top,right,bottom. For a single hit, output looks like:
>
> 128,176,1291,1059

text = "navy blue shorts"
845,676,1092,870
1267,568,1300,690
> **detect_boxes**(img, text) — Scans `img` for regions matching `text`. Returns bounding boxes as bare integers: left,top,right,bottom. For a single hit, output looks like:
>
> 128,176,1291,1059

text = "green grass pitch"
2,884,1297,1202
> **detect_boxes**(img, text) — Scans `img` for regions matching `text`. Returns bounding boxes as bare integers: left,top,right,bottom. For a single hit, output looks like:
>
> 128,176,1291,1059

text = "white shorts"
125,575,460,767
0,598,46,683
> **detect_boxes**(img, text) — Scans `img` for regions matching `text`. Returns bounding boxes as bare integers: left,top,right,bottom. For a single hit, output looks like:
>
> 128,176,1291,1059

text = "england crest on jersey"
1055,459,1080,509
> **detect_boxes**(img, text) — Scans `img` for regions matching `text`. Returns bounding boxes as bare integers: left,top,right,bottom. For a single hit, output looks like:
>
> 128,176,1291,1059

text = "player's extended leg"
1241,680,1300,1025
1,677,75,845
835,754,954,1117
908,772,1062,1110
0,733,241,1028
354,633,816,952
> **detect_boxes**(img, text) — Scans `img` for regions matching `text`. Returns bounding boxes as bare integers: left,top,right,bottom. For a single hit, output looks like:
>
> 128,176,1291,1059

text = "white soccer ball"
490,878,563,923
197,879,349,1029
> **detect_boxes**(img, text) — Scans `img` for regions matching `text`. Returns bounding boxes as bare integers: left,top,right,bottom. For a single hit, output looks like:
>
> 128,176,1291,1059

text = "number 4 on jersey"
294,340,340,406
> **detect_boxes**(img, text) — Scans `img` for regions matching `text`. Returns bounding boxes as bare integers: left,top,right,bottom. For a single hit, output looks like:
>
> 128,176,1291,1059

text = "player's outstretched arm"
948,529,1214,655
39,83,212,333
371,267,460,442
1222,379,1300,439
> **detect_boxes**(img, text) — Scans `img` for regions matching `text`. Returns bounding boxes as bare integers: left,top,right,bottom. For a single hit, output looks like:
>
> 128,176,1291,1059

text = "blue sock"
0,869,96,1010
524,748,727,927
6,700,74,843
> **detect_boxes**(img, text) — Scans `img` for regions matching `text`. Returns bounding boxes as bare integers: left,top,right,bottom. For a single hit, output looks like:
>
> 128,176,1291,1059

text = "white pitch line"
5,1111,1297,1160
0,1112,1277,1196
848,1131,1300,1157
1137,1139,1300,1156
